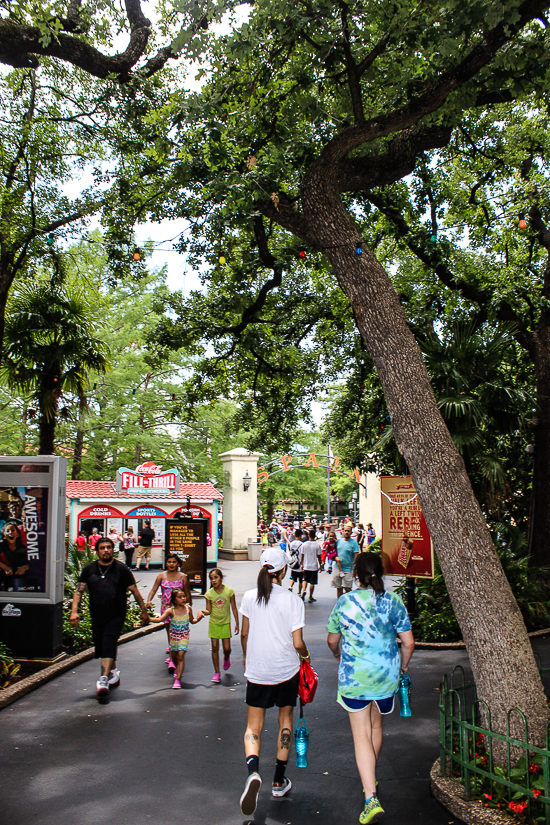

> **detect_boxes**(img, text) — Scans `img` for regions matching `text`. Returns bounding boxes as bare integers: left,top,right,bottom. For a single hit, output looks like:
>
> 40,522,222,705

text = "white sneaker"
108,668,120,687
240,772,262,816
96,675,109,697
272,777,292,798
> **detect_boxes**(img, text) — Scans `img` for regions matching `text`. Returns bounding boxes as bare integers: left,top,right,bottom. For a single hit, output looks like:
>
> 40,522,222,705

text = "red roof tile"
66,480,223,501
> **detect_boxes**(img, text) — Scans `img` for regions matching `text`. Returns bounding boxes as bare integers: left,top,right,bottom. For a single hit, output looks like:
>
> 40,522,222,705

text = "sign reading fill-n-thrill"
380,476,434,579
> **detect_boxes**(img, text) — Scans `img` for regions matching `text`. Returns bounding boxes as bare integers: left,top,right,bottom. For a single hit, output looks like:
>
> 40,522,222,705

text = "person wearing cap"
239,546,310,816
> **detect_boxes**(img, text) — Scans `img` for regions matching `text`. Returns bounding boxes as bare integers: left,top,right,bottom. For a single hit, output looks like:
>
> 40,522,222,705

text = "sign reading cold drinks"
165,519,207,592
380,476,434,579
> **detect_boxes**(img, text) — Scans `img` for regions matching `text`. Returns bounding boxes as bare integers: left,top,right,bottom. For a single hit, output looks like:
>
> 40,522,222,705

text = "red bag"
298,659,319,705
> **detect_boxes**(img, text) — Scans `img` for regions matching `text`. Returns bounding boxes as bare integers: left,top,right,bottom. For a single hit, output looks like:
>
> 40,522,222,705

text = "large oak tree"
133,0,550,745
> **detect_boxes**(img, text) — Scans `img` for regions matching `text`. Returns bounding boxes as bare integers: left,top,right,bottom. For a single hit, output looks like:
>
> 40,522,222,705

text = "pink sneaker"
172,679,181,689
223,655,231,671
165,657,171,664
166,647,170,653
167,660,176,672
211,673,221,683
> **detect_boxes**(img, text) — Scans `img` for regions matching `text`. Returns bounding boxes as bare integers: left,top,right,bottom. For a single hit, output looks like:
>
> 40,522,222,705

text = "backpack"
288,541,302,569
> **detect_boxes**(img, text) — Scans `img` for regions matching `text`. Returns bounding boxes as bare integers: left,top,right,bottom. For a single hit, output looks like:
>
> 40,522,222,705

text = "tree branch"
367,191,537,355
338,125,452,193
0,17,151,80
305,0,550,174
340,2,365,124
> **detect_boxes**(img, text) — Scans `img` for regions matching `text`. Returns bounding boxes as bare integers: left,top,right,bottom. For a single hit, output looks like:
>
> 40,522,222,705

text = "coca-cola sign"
135,461,163,475
116,465,180,495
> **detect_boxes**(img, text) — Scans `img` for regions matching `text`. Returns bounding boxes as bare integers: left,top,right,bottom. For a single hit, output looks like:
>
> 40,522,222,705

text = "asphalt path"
1,561,549,825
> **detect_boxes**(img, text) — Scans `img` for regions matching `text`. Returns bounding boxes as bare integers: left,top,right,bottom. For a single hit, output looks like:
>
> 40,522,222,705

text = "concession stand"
66,463,223,575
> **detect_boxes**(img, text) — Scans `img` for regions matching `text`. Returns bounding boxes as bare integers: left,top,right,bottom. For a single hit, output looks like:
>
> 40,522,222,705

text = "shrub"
396,524,550,643
62,548,153,654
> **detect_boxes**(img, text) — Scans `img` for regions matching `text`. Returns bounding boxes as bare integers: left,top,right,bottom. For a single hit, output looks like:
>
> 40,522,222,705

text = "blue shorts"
337,693,395,714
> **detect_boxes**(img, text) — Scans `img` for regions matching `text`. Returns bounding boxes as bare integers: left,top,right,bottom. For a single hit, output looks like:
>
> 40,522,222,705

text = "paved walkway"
1,561,548,825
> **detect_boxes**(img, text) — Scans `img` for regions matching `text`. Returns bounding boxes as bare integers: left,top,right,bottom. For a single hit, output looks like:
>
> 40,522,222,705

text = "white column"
218,448,260,550
359,472,382,541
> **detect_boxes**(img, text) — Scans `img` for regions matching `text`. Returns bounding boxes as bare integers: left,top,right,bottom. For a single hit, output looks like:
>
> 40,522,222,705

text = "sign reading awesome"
257,453,362,484
116,467,180,495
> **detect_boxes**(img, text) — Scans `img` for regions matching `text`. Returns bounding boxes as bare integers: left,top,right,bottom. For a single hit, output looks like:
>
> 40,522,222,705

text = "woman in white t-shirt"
239,546,310,817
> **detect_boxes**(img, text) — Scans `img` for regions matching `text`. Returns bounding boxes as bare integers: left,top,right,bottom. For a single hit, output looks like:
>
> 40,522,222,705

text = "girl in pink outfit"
147,554,192,668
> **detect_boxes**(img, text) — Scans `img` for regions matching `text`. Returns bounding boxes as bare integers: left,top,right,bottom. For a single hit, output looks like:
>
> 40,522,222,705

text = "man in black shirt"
70,537,150,699
135,519,155,571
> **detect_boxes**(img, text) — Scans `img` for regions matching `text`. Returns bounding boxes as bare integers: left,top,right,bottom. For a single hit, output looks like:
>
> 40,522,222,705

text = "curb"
431,758,512,824
0,622,164,711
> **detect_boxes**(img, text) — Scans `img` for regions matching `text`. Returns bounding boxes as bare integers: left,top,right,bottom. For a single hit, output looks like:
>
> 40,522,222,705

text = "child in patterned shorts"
150,589,202,689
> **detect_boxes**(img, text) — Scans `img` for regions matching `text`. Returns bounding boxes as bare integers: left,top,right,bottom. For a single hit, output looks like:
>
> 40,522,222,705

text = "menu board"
380,476,434,579
165,519,207,592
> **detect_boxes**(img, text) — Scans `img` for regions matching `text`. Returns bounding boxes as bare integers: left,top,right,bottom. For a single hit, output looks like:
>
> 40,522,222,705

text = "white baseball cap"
260,546,288,572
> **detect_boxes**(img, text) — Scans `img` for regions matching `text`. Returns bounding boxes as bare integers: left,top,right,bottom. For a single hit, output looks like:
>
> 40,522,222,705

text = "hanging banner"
380,476,434,579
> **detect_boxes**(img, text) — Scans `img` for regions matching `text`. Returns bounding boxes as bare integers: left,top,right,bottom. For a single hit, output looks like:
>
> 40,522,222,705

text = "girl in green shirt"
198,568,239,683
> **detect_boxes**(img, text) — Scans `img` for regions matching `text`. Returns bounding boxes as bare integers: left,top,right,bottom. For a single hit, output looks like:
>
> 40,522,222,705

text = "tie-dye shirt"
326,588,411,699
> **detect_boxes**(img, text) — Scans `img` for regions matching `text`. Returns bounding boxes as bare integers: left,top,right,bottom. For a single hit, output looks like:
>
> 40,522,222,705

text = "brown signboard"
165,518,207,592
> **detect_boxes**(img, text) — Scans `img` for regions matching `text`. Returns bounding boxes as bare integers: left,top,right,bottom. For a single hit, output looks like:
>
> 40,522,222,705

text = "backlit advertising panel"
165,518,207,593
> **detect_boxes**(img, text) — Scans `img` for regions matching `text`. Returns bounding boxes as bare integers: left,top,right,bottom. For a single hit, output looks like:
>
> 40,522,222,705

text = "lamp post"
352,490,358,522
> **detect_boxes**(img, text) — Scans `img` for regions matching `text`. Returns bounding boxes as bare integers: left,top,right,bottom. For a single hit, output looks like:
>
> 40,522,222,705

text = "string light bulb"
171,393,175,401
355,244,363,256
219,256,226,264
429,234,437,243
299,248,306,258
46,234,54,246
133,248,141,261
519,213,527,229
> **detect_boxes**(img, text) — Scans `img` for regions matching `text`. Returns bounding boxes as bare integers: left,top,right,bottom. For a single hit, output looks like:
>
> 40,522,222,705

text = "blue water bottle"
398,673,412,717
294,716,309,768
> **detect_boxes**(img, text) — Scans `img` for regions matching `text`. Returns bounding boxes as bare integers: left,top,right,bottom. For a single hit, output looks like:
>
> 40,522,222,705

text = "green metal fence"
439,664,550,822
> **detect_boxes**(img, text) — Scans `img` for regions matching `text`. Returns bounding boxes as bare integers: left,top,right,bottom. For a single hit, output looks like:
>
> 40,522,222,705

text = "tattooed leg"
277,706,294,760
244,706,265,757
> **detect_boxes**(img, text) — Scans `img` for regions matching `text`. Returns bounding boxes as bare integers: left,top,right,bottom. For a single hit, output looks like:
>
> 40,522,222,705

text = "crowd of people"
70,517,412,825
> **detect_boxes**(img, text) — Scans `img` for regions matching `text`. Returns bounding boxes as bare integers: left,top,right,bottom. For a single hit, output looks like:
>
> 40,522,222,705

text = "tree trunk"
305,197,549,745
38,415,56,455
72,429,85,479
38,385,60,455
71,389,88,480
526,302,550,568
0,270,10,366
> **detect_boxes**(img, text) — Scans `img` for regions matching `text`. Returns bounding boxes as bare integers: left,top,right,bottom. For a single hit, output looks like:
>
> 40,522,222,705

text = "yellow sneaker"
359,795,384,824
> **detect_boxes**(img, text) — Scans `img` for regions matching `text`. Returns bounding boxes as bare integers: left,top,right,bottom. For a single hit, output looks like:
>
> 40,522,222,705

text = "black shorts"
290,569,303,582
302,570,318,584
91,614,125,660
246,672,300,708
